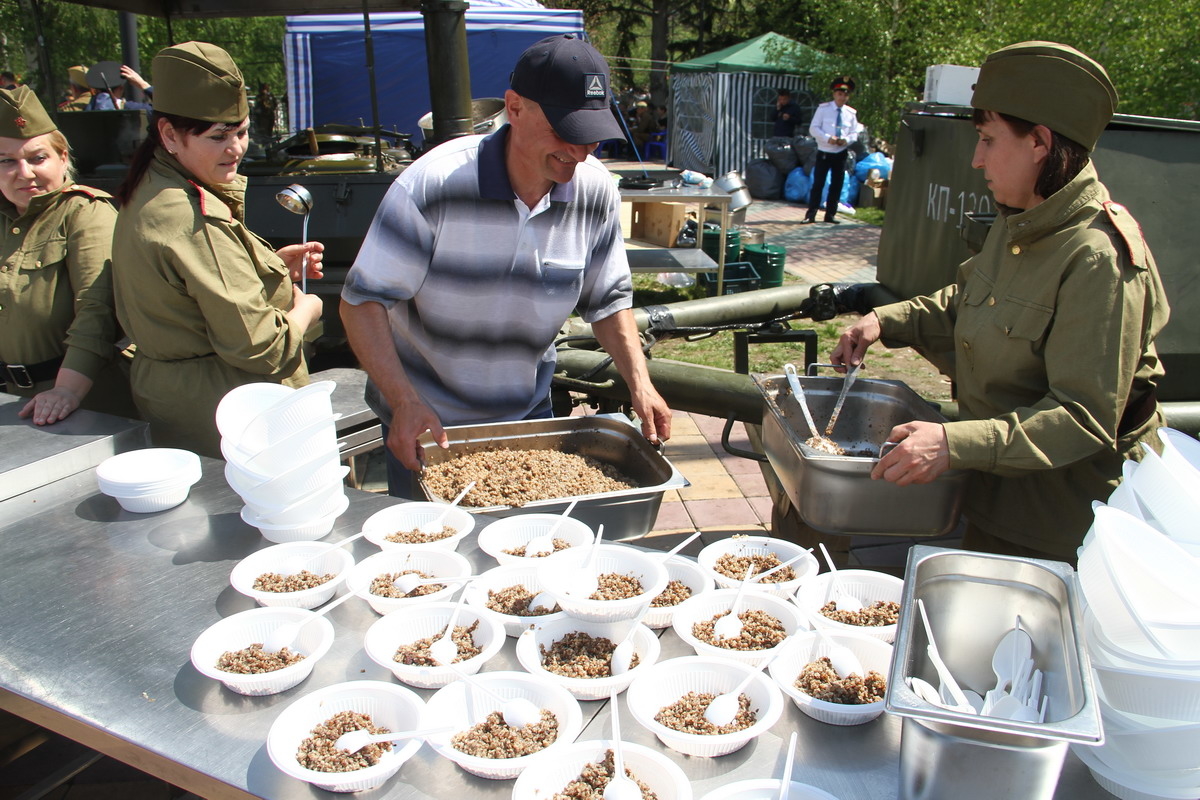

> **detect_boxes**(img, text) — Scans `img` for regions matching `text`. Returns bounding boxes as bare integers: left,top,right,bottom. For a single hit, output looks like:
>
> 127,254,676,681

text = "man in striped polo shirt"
341,34,672,498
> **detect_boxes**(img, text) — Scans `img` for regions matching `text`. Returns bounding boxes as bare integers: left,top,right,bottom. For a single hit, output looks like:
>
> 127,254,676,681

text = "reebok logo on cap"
585,74,606,98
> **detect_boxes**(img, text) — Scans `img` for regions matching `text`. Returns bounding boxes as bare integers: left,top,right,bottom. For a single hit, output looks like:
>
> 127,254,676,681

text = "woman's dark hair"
116,112,218,205
972,108,1090,201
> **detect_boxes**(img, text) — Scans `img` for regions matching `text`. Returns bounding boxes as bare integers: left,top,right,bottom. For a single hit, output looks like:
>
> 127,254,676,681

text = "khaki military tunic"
112,150,309,458
0,184,133,415
875,163,1169,558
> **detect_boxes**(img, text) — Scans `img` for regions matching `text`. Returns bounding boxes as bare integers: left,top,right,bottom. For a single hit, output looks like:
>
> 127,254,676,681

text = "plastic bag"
784,166,811,203
854,150,892,181
744,159,783,200
657,272,696,288
765,138,799,173
675,218,698,247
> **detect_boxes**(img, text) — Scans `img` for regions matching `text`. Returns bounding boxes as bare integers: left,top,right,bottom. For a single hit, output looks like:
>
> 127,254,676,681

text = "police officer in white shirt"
802,77,862,224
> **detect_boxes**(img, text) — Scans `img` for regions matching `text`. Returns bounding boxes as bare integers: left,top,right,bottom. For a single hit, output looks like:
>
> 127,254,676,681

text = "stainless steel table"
620,185,733,292
0,457,1108,799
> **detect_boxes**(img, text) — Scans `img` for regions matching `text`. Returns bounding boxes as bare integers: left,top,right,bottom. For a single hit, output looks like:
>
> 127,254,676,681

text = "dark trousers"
805,149,849,221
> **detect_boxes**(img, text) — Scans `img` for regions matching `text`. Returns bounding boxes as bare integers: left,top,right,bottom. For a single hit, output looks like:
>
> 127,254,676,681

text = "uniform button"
1110,203,1124,214
987,296,996,306
963,340,971,350
34,260,41,268
1010,245,1021,255
10,226,18,235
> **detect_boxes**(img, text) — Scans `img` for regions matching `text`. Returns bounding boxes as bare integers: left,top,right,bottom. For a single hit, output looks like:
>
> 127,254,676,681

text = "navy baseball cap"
510,34,624,145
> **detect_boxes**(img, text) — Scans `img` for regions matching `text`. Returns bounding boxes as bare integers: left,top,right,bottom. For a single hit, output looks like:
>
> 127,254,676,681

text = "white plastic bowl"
215,382,293,442
361,502,476,551
462,563,570,637
106,485,195,513
266,679,427,793
227,449,346,509
536,544,669,623
1129,443,1200,546
226,413,341,475
514,616,662,700
642,555,716,630
423,670,584,780
247,482,348,526
229,542,355,609
1071,741,1200,800
1085,613,1200,722
697,535,818,600
235,380,336,453
768,630,892,725
671,588,807,667
699,779,840,800
1078,506,1200,661
346,548,474,615
241,493,349,544
190,606,334,695
792,569,904,643
1098,697,1200,772
362,601,506,689
625,656,785,758
475,514,594,565
511,739,692,800
96,448,202,512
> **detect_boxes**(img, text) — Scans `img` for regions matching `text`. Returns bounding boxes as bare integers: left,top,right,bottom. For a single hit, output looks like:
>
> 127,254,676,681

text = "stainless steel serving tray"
753,372,967,535
416,414,688,540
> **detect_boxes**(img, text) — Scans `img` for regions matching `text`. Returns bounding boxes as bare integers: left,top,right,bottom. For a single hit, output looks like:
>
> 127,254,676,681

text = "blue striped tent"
669,33,827,177
284,3,584,138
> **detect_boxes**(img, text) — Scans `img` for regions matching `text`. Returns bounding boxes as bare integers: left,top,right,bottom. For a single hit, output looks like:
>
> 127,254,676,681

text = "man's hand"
871,421,950,485
386,397,448,471
830,312,881,370
630,386,672,446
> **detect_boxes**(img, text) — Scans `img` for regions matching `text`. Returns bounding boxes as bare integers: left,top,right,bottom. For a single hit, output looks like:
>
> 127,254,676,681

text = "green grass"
850,207,886,226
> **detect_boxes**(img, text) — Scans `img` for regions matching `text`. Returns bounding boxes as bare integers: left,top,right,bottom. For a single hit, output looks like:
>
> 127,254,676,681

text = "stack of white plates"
96,448,202,513
216,381,348,542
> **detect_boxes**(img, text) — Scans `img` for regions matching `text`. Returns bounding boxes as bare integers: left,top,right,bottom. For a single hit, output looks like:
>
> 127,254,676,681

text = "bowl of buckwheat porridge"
768,630,893,725
671,588,806,667
345,548,474,615
190,606,335,695
626,656,784,758
361,501,476,551
462,563,570,636
423,670,584,780
514,616,661,700
792,570,904,643
642,555,716,630
362,601,506,689
536,544,668,623
229,541,355,609
476,514,595,566
267,679,426,792
511,739,692,800
697,536,818,600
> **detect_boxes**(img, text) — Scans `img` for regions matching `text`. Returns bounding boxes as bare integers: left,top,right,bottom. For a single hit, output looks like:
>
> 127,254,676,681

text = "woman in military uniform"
0,86,133,425
112,42,324,457
831,42,1170,562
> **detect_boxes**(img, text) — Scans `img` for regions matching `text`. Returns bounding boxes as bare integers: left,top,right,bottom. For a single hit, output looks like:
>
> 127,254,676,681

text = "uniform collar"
1003,161,1102,243
152,147,247,221
477,123,573,204
0,184,67,222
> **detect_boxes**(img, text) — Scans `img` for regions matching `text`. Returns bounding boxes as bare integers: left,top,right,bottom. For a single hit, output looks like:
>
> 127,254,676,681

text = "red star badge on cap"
14,116,26,128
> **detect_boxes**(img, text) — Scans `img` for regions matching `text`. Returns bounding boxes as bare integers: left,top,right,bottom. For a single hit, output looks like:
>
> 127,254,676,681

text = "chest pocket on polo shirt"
541,258,585,295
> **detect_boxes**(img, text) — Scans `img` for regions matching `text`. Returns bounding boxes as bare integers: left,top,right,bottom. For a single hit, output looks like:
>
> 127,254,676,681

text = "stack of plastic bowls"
96,448,202,513
216,381,348,542
1122,431,1200,555
1076,502,1200,798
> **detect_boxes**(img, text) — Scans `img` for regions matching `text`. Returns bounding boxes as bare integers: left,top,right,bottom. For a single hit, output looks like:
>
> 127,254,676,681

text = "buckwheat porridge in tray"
423,447,634,508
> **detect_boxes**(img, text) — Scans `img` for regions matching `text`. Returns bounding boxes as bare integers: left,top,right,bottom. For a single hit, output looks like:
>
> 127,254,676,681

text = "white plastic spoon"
568,524,605,598
749,550,813,584
777,730,798,800
603,690,641,800
916,599,975,713
428,590,472,667
263,590,357,652
908,676,944,707
982,618,1033,714
446,664,542,729
333,725,455,754
703,651,778,726
811,626,864,679
610,604,654,677
783,363,820,438
656,530,703,562
391,573,478,594
419,481,475,534
526,500,579,557
818,542,863,612
712,563,758,639
277,530,370,577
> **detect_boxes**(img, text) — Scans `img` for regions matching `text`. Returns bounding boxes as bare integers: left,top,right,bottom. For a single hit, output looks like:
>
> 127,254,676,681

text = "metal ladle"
275,184,313,293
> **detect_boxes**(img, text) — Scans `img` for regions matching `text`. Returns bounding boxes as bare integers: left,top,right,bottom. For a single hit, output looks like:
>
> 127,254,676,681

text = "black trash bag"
675,218,698,248
791,136,817,167
744,159,783,200
764,137,798,173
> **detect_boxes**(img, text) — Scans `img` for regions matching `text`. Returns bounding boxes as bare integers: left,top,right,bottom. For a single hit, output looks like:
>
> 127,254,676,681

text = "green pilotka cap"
0,86,57,139
970,41,1118,151
151,41,248,123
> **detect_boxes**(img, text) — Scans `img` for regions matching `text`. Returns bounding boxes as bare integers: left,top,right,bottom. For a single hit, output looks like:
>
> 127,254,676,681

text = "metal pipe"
421,0,474,145
118,12,142,104
360,0,385,173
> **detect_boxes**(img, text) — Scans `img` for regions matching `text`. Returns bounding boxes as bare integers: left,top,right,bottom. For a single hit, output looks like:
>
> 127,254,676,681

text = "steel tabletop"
0,455,1108,798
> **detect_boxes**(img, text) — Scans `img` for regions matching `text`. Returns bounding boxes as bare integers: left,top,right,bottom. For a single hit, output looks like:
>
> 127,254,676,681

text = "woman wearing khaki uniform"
832,42,1169,562
0,86,133,424
113,42,323,457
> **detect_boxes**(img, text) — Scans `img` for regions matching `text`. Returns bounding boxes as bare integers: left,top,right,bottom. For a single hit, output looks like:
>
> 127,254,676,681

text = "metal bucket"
714,170,753,210
418,97,508,139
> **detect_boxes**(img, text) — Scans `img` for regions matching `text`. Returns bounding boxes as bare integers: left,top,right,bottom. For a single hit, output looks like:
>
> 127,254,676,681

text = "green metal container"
743,243,787,288
702,227,742,265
